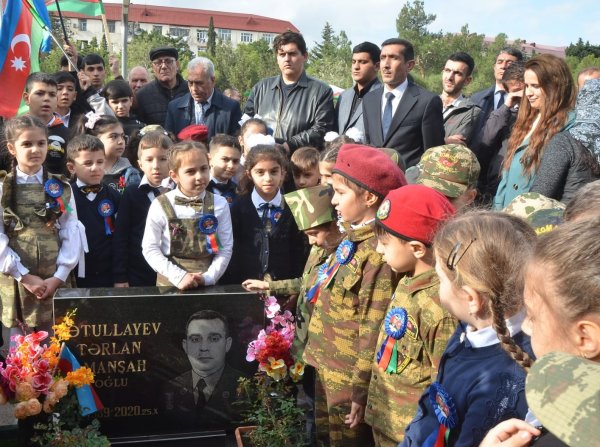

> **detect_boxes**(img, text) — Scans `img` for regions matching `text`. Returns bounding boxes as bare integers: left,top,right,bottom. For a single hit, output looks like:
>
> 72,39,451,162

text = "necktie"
174,196,203,212
382,92,394,138
496,90,506,110
258,202,272,230
195,101,208,125
195,378,207,410
80,185,102,195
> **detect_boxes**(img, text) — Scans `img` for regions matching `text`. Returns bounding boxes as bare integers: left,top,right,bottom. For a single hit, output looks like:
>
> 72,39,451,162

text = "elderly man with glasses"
165,57,241,139
136,47,190,126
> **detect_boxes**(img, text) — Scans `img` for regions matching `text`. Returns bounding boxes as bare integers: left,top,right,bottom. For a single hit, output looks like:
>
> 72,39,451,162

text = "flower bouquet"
237,296,308,447
0,311,109,446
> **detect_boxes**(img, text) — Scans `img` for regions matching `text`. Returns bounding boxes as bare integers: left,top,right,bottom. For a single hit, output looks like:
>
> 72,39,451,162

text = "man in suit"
470,48,523,146
335,42,381,136
362,38,444,169
163,310,246,429
165,57,241,139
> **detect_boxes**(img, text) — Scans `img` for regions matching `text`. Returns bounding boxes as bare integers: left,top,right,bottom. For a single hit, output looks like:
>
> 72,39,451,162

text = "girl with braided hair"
399,211,535,447
0,115,85,338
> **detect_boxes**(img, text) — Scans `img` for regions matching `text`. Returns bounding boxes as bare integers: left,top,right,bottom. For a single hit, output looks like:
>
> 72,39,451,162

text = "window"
169,27,189,38
262,33,274,44
108,20,116,33
78,19,87,32
197,29,207,43
218,28,231,42
153,25,163,35
240,32,253,43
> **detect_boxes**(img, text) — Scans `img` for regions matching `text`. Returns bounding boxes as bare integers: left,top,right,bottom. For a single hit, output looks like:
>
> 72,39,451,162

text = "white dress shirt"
142,187,233,287
138,175,162,202
0,167,87,281
250,188,282,218
381,78,409,119
464,310,526,348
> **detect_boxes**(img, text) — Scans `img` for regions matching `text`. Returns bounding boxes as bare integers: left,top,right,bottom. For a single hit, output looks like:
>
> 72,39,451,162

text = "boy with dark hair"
23,72,69,175
365,184,456,446
207,134,241,204
290,146,321,189
53,71,80,129
66,134,121,287
103,79,145,137
82,53,107,92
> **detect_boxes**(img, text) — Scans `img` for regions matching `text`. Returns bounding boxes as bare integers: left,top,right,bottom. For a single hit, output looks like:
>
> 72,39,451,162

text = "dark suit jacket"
164,89,242,138
162,365,246,429
470,86,496,146
362,82,445,168
335,79,382,134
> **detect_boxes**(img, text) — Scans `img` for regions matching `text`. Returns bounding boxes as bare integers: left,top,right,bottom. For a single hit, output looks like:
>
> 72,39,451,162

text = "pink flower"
264,296,280,319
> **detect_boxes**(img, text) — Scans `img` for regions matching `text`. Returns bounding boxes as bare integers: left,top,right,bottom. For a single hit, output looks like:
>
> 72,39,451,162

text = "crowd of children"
0,71,598,446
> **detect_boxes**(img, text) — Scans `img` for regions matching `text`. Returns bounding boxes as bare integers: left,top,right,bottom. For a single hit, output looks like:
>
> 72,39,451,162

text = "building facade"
58,4,299,54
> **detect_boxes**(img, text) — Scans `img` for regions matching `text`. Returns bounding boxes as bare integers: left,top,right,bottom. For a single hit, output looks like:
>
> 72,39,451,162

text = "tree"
207,16,217,57
566,38,600,59
396,0,439,46
307,23,352,88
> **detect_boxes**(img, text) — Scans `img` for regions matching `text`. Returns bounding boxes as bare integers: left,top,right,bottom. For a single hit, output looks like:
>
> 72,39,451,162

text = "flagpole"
53,0,70,45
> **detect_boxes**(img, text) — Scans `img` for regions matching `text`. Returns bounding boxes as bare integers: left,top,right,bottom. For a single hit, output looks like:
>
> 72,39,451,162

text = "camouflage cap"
284,185,335,231
414,144,480,198
503,192,565,235
526,352,600,446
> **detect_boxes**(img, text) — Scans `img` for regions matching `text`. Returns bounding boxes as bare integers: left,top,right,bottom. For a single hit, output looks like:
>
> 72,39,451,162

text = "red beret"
376,184,456,245
333,144,407,198
178,124,209,142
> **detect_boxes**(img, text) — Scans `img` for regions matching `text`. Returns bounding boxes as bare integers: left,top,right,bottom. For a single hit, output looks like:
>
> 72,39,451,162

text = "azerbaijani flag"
46,0,105,16
0,0,51,117
58,344,104,416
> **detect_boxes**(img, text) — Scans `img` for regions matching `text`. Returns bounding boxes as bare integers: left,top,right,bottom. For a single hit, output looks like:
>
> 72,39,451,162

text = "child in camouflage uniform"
303,144,406,447
0,116,85,336
408,144,480,210
366,185,457,446
242,184,343,444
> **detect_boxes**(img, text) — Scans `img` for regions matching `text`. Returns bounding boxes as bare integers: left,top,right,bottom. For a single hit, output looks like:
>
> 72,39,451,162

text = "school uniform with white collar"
207,175,237,205
71,179,121,288
142,188,233,287
222,188,307,285
0,167,86,330
400,312,534,447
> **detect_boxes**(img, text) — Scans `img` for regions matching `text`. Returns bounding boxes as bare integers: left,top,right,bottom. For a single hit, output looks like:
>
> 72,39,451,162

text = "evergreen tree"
207,17,217,57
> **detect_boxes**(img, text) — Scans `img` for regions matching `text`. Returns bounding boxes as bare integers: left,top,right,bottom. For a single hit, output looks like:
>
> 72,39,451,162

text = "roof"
484,37,566,58
58,4,299,34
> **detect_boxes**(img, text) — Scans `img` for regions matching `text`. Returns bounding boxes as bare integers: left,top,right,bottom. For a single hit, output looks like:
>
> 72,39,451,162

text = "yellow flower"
66,367,94,388
289,361,305,382
265,357,287,381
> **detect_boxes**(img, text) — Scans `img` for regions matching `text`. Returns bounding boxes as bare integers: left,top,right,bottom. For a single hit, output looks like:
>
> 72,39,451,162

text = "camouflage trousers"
372,428,401,447
314,367,374,447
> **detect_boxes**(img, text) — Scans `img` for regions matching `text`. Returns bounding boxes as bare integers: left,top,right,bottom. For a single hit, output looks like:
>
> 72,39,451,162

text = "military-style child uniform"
71,179,121,288
302,143,408,447
365,185,458,447
0,168,85,330
142,188,233,287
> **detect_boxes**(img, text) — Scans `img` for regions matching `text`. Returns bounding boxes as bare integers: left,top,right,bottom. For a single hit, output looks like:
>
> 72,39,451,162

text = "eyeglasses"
446,238,476,271
152,58,176,67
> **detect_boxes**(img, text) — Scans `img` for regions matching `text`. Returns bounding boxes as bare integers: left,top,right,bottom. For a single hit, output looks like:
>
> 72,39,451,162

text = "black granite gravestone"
54,285,264,444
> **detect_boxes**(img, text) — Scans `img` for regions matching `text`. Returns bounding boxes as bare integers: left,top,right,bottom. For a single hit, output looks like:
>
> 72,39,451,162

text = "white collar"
383,78,409,97
251,187,282,209
196,90,214,106
16,167,44,184
350,218,375,229
210,175,228,185
464,310,526,348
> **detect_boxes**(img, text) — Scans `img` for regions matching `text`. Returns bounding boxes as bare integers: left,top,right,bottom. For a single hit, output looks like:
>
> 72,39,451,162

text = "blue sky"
108,0,599,50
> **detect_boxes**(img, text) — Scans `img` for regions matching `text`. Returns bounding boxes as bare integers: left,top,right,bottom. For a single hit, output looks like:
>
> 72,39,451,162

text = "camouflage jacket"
269,245,332,361
365,268,457,441
303,223,395,405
